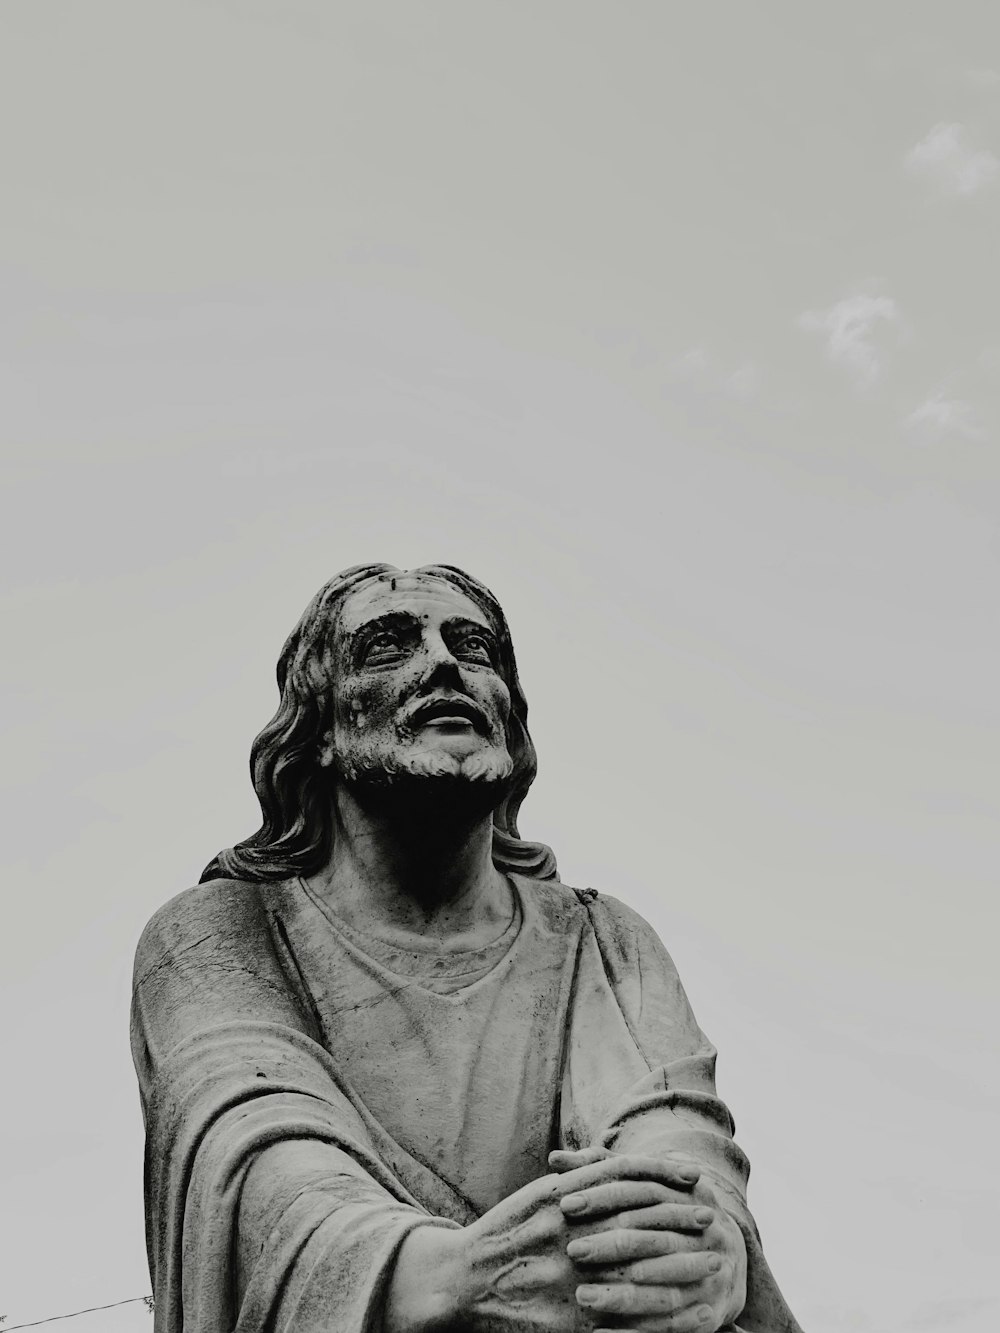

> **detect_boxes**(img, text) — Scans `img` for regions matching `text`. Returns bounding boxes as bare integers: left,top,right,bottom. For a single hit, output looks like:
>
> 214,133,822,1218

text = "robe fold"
131,874,803,1333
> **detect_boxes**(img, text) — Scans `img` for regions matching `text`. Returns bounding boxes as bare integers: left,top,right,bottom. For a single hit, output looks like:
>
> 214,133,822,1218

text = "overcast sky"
2,3,998,1331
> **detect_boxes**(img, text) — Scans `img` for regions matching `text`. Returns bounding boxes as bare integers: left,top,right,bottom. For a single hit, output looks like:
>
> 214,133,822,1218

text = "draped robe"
131,873,803,1333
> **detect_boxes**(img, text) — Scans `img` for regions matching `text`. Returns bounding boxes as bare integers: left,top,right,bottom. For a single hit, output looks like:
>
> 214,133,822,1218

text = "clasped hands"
457,1145,747,1333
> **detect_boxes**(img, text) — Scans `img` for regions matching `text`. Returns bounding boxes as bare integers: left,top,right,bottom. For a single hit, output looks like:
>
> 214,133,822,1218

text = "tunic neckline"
295,873,526,998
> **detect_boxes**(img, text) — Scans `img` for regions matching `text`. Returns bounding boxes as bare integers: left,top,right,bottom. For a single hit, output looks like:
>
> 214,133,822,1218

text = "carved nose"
418,636,463,689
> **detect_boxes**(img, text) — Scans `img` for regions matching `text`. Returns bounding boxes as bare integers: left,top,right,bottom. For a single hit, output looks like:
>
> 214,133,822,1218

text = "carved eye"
457,633,493,664
363,631,404,663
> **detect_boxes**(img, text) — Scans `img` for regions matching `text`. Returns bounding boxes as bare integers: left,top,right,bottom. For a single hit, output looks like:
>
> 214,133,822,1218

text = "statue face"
320,572,514,789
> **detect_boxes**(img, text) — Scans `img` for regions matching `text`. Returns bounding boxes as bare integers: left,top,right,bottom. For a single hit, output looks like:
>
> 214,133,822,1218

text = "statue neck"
304,782,511,943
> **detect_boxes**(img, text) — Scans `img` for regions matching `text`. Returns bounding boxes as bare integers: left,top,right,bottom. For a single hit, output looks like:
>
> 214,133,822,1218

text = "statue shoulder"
562,883,681,977
133,876,271,979
586,891,667,947
512,874,599,929
523,876,671,963
130,877,310,1074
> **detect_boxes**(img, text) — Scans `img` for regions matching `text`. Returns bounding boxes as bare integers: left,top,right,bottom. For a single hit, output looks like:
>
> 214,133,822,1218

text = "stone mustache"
131,563,804,1333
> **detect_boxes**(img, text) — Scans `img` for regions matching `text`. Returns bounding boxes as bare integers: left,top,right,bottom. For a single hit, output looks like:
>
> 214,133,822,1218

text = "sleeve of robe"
130,879,461,1333
560,892,804,1333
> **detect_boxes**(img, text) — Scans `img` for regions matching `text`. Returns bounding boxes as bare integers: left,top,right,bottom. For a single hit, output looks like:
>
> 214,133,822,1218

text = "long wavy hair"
200,563,557,884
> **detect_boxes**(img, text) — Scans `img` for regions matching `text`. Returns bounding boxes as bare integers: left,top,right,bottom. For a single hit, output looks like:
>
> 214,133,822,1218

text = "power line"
3,1296,153,1330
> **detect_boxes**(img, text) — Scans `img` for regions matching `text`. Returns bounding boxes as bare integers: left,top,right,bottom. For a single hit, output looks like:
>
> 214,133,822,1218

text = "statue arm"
568,893,804,1333
582,896,754,1223
131,880,459,1333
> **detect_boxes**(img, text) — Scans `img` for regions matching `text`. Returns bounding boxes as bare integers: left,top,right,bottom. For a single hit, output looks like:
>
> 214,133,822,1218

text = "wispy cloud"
904,122,999,196
965,68,1000,91
905,392,986,443
797,291,901,388
666,347,762,402
668,346,710,382
724,363,760,400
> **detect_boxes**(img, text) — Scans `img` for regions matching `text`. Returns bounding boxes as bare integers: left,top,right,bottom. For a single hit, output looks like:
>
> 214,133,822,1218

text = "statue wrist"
383,1224,467,1333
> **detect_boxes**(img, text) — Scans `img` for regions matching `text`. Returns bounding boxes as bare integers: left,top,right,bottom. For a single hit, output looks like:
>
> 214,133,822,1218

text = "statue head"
201,563,557,883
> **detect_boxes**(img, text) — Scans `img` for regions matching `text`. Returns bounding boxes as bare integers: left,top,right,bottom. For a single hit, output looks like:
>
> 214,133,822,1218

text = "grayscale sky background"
2,3,998,1330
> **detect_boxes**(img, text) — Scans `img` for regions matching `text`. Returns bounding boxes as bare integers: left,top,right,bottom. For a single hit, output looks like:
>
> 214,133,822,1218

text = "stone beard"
131,563,804,1333
328,676,515,792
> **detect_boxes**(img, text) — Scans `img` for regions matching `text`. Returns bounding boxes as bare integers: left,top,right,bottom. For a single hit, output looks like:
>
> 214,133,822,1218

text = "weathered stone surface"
132,564,803,1333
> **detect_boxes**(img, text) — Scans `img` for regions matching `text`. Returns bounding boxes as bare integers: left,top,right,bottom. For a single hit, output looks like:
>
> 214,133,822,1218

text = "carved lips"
405,694,491,734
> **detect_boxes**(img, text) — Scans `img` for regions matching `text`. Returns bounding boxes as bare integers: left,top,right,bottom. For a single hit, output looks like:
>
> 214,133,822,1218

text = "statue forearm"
383,1169,595,1333
382,1226,469,1333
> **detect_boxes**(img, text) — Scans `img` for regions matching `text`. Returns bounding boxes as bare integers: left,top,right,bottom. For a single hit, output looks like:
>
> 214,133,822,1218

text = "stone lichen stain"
349,698,368,729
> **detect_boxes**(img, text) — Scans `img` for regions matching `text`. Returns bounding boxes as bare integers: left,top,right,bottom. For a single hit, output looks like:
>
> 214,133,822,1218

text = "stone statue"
131,563,804,1333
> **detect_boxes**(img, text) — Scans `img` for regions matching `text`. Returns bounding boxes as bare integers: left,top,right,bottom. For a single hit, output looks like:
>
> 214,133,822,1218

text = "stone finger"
567,1227,701,1265
615,1202,715,1233
624,1251,722,1285
548,1146,612,1172
562,1180,678,1219
555,1154,700,1198
577,1281,697,1317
